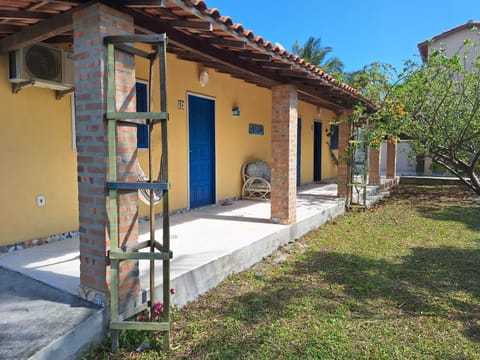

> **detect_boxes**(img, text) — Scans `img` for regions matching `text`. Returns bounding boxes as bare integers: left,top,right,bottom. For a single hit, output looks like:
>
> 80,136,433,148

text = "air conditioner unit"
8,43,74,91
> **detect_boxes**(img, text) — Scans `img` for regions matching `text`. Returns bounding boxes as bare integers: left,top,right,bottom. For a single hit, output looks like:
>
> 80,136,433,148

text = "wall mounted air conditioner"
8,43,74,91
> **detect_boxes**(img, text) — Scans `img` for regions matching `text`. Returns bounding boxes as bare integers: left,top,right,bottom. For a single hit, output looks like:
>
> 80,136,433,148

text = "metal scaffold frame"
104,34,171,352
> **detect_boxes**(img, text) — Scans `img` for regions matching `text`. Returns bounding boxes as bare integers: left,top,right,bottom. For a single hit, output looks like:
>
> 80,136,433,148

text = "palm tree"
292,36,344,74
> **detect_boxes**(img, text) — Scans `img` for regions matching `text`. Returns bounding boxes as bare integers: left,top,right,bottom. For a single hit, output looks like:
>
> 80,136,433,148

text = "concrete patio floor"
0,181,392,359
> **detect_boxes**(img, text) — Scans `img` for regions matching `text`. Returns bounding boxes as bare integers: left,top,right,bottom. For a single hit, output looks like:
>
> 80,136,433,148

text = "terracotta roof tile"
197,0,360,96
205,7,220,18
254,35,264,45
243,30,254,40
220,16,234,27
190,0,207,11
272,44,283,53
232,23,244,33
0,0,362,100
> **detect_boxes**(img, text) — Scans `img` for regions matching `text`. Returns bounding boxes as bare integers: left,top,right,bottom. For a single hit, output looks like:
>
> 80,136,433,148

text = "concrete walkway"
0,182,391,359
0,268,103,360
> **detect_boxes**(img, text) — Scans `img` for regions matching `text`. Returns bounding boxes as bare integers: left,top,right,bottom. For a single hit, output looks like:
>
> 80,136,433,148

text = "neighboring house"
418,20,480,69
414,21,480,176
0,0,381,305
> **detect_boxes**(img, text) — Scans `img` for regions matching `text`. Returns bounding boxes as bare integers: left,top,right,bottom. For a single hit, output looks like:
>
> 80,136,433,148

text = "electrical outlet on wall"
37,195,46,207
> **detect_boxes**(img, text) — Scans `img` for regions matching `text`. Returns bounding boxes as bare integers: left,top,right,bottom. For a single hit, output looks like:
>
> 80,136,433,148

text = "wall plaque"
249,123,264,136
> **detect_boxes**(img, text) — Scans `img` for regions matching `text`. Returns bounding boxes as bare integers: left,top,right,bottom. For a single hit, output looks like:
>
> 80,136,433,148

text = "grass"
86,185,480,359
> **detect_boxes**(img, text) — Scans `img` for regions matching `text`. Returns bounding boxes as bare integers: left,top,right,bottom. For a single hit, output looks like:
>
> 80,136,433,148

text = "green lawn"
87,185,480,359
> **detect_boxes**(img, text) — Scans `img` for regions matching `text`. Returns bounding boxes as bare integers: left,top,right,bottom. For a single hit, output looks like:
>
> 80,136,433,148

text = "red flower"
153,302,164,312
170,288,175,295
138,315,145,322
151,309,160,319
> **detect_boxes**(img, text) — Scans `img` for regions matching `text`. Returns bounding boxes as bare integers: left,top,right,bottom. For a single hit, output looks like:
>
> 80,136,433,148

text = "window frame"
329,124,339,150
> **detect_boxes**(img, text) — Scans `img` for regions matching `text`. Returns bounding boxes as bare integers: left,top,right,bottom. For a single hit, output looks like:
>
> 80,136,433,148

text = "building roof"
0,0,374,112
417,20,480,62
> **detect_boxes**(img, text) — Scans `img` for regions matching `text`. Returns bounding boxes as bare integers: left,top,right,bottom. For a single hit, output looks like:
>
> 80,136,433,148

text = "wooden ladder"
347,120,369,210
104,34,171,351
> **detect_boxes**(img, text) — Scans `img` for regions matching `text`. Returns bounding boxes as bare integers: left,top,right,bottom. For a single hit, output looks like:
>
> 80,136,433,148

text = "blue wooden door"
297,118,302,186
188,95,215,208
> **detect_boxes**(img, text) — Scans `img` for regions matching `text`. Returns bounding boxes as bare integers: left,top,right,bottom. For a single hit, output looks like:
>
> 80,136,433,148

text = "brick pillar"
337,120,351,197
386,142,397,179
368,147,381,185
73,4,139,307
271,84,297,225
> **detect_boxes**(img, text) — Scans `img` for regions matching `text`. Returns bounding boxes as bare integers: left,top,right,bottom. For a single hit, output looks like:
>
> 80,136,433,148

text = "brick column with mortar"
337,120,351,197
386,142,397,179
368,147,381,185
73,4,139,307
271,84,298,225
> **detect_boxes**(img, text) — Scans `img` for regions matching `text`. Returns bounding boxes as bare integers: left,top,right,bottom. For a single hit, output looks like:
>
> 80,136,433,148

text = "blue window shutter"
330,125,339,150
136,82,148,148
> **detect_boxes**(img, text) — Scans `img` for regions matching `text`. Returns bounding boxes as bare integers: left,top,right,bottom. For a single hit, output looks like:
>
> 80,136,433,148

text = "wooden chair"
241,160,271,200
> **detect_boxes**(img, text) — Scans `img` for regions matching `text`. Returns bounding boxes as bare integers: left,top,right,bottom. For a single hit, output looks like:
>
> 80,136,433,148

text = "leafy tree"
352,44,480,195
342,62,397,98
292,36,344,74
342,69,371,91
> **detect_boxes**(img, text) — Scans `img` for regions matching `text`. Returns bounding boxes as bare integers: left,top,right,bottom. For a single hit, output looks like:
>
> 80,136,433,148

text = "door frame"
186,92,217,208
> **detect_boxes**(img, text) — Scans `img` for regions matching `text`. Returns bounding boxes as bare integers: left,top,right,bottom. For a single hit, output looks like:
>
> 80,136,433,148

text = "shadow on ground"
175,186,480,358
393,185,480,231
181,244,480,358
417,205,480,232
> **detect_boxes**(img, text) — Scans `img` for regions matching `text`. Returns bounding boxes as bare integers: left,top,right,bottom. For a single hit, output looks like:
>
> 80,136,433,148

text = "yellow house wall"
0,47,338,246
0,55,78,246
297,101,338,183
136,53,272,216
321,109,339,180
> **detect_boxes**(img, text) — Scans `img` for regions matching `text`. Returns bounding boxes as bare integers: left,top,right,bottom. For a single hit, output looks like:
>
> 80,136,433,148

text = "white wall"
429,26,480,71
380,141,417,176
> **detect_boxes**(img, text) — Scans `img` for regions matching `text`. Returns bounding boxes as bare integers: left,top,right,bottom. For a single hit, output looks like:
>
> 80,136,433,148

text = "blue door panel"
188,95,215,208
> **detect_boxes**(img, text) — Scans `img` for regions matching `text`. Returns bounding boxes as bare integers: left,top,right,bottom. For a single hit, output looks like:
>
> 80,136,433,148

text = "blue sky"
205,0,480,73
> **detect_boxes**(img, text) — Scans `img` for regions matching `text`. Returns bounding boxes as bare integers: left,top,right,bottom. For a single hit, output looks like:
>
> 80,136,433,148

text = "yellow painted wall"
0,47,339,246
298,101,338,183
136,52,272,216
0,55,78,246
